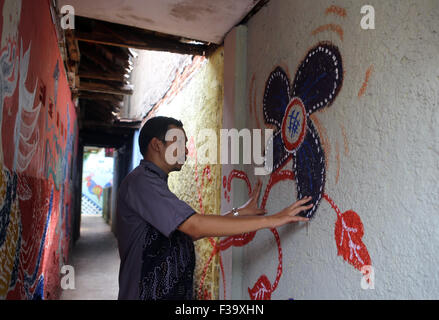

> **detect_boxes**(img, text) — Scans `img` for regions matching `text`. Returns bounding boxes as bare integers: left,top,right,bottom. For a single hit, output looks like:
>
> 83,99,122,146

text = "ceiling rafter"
58,1,268,131
74,16,215,56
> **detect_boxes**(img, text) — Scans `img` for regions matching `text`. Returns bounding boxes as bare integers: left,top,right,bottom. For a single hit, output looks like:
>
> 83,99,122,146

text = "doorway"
61,129,135,300
81,147,114,221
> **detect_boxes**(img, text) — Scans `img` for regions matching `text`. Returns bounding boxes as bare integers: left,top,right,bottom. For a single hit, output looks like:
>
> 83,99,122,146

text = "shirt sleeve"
124,174,196,238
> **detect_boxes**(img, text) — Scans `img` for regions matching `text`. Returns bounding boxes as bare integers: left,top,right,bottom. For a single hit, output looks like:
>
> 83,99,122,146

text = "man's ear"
149,137,163,153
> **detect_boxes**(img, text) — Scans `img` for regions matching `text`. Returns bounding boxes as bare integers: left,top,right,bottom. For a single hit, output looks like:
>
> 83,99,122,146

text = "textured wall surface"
225,0,438,299
0,0,77,299
124,50,192,119
153,48,224,300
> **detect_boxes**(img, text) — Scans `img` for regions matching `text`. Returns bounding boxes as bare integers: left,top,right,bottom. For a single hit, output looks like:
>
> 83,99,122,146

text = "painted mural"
263,42,343,218
208,6,372,300
81,149,113,215
0,0,77,299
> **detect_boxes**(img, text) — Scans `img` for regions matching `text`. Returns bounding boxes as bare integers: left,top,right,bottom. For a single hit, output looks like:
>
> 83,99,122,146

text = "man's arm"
178,197,313,241
223,180,266,217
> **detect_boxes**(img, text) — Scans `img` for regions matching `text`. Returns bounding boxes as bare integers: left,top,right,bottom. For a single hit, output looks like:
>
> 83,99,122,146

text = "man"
117,116,312,300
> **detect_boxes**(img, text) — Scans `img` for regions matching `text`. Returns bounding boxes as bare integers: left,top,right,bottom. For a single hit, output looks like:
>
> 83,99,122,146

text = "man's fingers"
299,196,313,204
254,180,262,198
250,180,263,205
289,196,312,209
291,203,313,216
293,216,309,222
282,213,309,225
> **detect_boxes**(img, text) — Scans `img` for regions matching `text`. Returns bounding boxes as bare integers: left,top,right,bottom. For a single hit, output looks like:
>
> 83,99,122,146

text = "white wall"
227,0,438,299
221,25,249,300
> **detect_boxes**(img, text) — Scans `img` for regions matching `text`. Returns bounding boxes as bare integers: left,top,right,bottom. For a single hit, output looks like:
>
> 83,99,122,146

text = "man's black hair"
138,116,184,157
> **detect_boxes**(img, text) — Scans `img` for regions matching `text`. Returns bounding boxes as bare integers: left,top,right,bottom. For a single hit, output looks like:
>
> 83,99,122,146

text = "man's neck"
144,156,170,175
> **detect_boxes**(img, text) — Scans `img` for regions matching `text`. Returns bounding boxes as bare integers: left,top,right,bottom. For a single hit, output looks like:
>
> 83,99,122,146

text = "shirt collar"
140,159,168,181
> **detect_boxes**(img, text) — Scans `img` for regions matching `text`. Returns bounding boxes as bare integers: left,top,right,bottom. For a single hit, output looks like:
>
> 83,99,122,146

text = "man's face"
161,126,188,172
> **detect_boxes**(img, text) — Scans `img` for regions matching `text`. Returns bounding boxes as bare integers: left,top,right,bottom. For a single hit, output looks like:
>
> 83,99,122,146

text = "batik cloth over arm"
117,160,196,300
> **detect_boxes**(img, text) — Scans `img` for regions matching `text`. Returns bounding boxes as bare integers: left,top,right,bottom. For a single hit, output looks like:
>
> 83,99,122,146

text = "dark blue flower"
263,42,343,218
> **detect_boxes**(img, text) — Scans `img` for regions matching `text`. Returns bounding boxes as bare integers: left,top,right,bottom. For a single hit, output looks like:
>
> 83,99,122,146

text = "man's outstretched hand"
269,196,312,228
180,194,312,240
236,180,312,225
237,180,266,216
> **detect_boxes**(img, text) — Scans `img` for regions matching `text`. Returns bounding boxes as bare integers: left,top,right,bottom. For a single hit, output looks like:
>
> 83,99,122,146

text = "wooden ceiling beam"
79,43,125,74
83,105,114,121
65,29,80,62
78,81,133,96
74,16,212,56
64,29,81,89
80,100,123,112
78,58,127,83
79,70,125,82
89,100,120,113
82,101,117,120
94,44,130,69
78,92,124,103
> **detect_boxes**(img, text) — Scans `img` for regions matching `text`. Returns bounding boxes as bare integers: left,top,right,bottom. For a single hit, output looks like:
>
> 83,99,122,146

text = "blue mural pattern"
263,42,344,218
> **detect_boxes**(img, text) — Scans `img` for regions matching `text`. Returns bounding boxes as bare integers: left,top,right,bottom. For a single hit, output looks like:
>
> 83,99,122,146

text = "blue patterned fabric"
139,222,195,300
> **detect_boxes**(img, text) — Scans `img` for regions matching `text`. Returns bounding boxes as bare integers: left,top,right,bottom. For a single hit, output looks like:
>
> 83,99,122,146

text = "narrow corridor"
60,215,120,300
1,0,437,302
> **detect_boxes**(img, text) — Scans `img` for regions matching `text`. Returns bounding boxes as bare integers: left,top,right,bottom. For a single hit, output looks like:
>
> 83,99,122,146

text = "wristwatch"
232,207,239,216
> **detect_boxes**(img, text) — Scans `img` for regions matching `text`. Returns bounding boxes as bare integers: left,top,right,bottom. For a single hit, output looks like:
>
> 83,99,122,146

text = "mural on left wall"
0,0,77,299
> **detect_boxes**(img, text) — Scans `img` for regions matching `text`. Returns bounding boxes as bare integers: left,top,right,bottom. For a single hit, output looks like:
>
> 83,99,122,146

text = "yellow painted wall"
155,47,224,299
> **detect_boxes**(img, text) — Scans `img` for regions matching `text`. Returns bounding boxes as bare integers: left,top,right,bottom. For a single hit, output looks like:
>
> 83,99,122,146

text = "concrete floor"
60,215,120,300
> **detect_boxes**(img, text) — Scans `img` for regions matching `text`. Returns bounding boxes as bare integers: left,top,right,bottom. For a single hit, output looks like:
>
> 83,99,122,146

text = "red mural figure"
195,162,295,300
222,166,293,300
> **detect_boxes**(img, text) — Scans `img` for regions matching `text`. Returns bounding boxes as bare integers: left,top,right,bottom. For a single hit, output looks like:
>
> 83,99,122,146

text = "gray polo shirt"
116,160,196,300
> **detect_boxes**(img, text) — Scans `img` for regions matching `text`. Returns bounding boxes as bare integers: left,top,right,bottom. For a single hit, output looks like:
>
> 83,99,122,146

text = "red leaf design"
334,210,371,270
248,275,272,300
219,232,256,251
